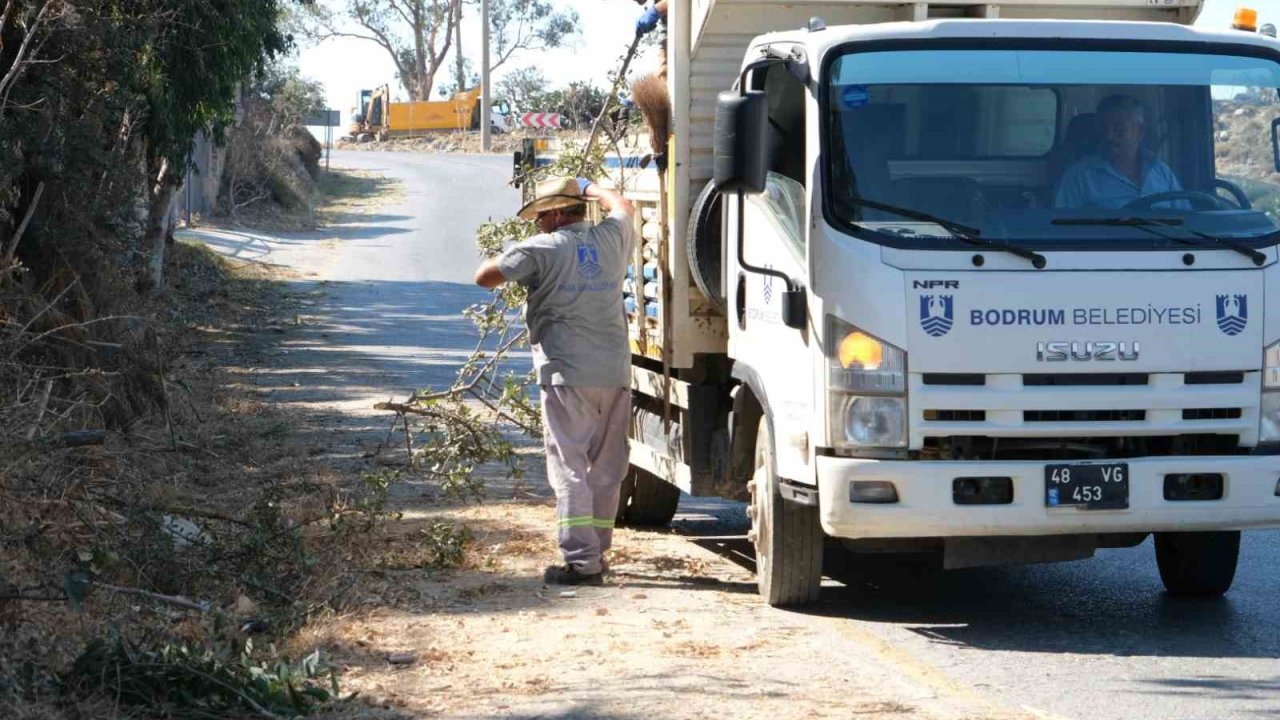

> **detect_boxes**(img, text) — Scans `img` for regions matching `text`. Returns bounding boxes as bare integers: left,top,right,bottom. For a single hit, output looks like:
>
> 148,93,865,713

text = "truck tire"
686,180,725,314
1154,530,1239,597
617,468,681,527
749,417,822,607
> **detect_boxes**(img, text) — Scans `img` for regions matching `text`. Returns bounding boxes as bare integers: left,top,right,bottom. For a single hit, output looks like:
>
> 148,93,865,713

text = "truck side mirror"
1273,118,1280,172
781,285,807,331
713,90,769,194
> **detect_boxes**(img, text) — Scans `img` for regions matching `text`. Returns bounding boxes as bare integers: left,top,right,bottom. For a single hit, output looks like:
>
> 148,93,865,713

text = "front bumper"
817,454,1280,539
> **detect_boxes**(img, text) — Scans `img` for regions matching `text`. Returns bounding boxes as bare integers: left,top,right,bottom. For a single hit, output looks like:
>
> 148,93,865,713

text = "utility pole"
481,0,491,151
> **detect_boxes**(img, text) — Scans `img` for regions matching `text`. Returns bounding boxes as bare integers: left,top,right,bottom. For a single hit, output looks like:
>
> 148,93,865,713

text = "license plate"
1045,463,1129,510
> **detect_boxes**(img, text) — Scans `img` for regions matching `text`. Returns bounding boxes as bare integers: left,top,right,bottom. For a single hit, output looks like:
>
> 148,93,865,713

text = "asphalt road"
202,150,1280,720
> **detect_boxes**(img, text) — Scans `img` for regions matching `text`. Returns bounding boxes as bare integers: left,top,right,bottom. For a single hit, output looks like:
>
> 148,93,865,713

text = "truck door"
728,57,814,481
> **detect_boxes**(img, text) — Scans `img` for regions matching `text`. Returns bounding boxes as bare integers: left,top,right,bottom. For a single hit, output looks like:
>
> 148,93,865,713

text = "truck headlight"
1263,341,1280,443
835,395,907,448
827,317,905,393
827,317,907,449
1261,394,1280,443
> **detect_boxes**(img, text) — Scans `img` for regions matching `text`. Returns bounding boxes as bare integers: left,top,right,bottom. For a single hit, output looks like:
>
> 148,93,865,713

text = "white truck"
517,0,1280,606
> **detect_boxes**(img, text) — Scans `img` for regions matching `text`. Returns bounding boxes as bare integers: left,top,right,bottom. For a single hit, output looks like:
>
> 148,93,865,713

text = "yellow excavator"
345,85,510,141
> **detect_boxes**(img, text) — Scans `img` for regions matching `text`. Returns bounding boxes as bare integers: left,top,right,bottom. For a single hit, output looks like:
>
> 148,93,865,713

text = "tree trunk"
453,0,464,94
144,157,177,292
412,6,428,100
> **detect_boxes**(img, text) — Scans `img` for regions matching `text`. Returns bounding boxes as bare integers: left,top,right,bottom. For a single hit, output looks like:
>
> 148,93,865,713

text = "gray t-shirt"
496,212,635,387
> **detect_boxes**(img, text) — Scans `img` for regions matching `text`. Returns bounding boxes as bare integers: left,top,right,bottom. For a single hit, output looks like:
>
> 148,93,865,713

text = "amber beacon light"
1233,6,1258,32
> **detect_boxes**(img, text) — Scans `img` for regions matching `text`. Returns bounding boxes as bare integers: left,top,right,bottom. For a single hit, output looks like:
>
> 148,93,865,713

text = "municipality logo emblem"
920,295,954,337
1215,294,1247,336
576,243,601,279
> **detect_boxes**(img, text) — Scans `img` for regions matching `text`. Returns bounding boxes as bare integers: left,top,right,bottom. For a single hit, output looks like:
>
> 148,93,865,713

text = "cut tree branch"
0,0,57,110
1,181,44,268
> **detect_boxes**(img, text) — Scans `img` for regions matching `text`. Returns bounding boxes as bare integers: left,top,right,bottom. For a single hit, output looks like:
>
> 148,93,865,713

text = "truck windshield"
825,48,1280,249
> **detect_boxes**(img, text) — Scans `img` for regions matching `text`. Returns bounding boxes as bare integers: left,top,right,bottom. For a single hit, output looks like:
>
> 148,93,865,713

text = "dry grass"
668,640,724,658
0,170,418,718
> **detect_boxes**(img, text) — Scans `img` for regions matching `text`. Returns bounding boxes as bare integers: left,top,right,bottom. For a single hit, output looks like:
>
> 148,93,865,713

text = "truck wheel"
748,417,822,607
1154,531,1240,597
618,468,680,527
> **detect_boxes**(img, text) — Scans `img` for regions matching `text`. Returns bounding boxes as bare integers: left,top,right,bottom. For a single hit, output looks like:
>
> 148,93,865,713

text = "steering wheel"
1213,179,1252,210
1123,191,1226,212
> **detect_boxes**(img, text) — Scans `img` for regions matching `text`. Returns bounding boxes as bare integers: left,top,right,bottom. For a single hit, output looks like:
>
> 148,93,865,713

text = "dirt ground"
296,495,1034,720
182,165,1041,720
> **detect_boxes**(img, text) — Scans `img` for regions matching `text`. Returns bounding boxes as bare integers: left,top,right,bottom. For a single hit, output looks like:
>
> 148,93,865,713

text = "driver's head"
1097,95,1146,166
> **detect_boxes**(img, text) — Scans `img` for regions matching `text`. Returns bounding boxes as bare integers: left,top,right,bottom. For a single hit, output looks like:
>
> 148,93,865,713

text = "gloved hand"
576,177,594,194
635,1,661,36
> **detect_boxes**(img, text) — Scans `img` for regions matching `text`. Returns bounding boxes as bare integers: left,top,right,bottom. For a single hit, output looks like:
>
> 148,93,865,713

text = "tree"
0,0,289,291
305,0,575,102
537,81,607,127
136,0,290,290
0,0,65,272
308,0,459,101
497,66,547,112
437,57,478,98
486,0,577,73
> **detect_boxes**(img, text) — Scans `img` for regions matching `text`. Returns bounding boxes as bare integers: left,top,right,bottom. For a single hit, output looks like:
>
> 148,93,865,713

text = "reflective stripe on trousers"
541,385,630,574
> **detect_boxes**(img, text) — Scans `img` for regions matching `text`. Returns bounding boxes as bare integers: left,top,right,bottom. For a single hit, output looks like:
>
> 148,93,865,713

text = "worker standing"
474,177,637,586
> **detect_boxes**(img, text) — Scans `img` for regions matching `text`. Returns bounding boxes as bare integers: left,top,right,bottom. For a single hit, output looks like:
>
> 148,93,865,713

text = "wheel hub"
749,470,770,561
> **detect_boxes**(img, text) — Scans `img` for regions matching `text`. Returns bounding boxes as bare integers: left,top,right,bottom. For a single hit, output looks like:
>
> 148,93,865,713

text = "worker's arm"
474,258,507,289
582,181,636,219
479,230,549,289
635,0,666,35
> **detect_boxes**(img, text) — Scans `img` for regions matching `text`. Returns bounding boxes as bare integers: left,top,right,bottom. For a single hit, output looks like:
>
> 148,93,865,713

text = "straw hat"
517,176,587,220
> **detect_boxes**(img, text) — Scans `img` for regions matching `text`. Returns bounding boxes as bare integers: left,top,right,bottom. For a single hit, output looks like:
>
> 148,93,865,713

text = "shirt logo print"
576,242,602,279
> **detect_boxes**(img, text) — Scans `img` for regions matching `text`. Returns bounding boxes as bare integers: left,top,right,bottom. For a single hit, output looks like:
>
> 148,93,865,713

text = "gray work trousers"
540,385,631,574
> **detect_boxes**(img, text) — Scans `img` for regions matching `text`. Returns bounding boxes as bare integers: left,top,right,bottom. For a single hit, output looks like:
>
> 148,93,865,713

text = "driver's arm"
1053,165,1087,209
1149,162,1190,210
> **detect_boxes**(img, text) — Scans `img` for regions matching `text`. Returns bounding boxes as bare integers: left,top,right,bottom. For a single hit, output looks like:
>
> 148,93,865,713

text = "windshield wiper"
1052,217,1267,267
848,197,1047,269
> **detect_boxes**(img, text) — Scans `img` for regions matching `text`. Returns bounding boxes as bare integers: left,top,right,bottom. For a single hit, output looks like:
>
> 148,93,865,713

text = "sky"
298,0,642,129
298,0,1262,134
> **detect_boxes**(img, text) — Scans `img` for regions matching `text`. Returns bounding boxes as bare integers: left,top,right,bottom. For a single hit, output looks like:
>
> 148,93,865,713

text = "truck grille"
1182,408,1244,421
1022,373,1147,386
924,409,987,422
922,373,986,386
1185,371,1246,385
1024,409,1145,423
921,434,1246,461
910,371,1261,457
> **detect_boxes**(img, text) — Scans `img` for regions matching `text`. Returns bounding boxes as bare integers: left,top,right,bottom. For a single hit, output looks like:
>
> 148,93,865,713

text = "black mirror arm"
1272,117,1280,173
737,49,804,96
734,191,807,330
734,190,797,291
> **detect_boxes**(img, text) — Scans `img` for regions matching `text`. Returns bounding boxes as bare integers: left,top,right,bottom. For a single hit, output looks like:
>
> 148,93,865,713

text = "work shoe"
543,564,604,586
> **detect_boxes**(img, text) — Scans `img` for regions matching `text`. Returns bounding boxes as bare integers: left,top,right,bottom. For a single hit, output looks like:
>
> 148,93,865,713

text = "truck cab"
711,16,1280,605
